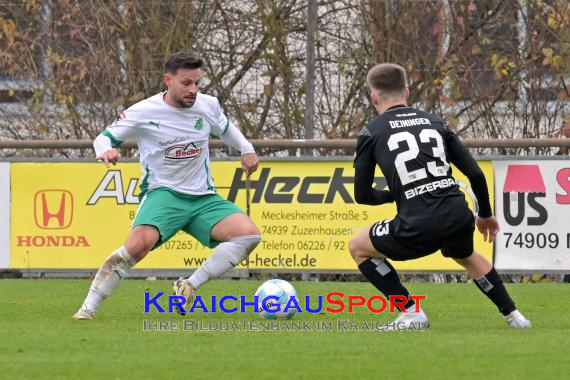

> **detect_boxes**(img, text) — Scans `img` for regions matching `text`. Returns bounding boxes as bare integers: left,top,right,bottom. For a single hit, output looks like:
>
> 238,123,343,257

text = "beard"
176,96,195,108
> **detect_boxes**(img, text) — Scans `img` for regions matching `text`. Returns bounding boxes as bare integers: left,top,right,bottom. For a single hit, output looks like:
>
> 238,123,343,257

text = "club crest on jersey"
165,143,203,159
194,117,204,130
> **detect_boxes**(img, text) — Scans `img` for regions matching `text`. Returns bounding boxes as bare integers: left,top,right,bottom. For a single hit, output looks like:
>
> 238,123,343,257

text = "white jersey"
101,92,243,196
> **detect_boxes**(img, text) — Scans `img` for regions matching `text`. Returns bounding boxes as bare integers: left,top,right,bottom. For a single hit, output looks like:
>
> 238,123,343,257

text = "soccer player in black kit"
349,63,531,329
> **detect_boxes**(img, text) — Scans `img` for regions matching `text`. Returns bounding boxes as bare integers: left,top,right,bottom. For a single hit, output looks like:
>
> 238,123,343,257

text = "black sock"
474,268,516,316
358,258,414,310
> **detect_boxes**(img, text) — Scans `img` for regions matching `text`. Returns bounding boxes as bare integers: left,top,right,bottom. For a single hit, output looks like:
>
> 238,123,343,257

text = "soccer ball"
254,279,298,320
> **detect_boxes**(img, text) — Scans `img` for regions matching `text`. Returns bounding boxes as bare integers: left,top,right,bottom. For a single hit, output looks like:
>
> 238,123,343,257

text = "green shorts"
132,188,243,249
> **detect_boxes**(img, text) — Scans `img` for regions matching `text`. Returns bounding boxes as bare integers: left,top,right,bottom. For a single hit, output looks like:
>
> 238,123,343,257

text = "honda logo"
34,190,74,229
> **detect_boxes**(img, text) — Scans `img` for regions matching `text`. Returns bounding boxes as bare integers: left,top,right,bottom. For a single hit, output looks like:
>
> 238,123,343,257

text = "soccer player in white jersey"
73,52,261,320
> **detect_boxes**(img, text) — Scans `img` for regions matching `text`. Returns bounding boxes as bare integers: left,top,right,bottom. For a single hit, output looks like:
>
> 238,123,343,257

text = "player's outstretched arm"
353,130,393,205
93,133,120,167
444,127,493,218
445,127,499,241
219,123,258,174
354,167,394,205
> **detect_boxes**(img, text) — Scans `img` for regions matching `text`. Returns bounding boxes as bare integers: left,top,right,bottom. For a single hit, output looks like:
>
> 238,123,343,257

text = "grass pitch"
0,279,568,380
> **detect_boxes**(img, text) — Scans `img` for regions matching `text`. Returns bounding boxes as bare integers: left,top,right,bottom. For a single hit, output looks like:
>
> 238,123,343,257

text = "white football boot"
72,305,96,320
504,310,531,329
385,305,430,331
172,278,194,316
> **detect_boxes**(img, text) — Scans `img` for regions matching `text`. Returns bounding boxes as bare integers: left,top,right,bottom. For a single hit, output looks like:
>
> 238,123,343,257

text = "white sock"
188,235,261,289
82,246,137,311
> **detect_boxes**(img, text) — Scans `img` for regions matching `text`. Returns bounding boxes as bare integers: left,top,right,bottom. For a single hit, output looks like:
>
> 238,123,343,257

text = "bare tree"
0,0,567,157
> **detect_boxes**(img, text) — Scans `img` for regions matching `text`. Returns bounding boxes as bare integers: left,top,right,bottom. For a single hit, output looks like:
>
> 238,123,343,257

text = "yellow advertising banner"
10,161,493,270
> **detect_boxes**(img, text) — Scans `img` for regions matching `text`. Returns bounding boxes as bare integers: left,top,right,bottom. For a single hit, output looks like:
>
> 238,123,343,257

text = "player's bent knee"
125,241,153,261
349,236,378,264
240,223,261,237
126,225,159,259
236,215,261,236
348,238,362,258
212,214,260,241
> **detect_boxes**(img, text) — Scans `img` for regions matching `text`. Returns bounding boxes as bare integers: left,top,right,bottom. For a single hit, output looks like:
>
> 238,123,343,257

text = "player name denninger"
142,320,428,332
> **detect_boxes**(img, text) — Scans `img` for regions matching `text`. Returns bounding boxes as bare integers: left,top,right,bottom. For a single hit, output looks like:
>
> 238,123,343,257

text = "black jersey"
354,104,492,243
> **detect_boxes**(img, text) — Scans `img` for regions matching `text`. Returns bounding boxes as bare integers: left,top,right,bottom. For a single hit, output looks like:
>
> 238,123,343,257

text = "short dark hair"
164,52,203,74
366,63,407,95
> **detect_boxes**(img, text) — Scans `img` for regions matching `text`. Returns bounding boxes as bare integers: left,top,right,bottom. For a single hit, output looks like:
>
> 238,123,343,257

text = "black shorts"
369,217,475,261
